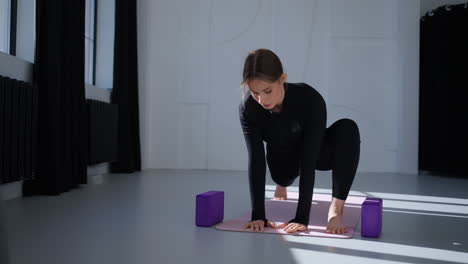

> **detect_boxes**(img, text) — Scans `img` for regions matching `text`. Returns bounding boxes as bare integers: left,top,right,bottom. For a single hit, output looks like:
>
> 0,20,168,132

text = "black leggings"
268,118,361,201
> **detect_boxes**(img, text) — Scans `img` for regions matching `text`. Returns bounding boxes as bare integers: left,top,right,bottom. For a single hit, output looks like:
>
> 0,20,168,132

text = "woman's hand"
244,220,278,232
275,222,307,233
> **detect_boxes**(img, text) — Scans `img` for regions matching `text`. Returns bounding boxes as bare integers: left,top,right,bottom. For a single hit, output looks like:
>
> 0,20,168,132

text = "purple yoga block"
196,191,224,227
361,198,383,238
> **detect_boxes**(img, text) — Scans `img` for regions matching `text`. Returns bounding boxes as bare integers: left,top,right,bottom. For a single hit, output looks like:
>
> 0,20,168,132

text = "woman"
239,49,361,234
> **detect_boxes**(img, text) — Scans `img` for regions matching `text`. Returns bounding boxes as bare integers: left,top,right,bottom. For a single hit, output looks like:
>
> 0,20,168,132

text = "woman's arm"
289,90,327,226
239,103,268,225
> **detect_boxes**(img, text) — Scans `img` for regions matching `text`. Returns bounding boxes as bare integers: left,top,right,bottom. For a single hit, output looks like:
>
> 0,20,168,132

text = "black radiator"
0,75,38,184
86,99,118,165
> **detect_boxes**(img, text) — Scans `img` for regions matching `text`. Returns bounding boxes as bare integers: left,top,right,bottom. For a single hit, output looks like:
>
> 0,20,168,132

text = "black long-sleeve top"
239,82,327,226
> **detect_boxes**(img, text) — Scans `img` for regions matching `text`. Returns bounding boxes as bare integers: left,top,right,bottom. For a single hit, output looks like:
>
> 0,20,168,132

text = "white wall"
0,51,32,80
138,0,421,173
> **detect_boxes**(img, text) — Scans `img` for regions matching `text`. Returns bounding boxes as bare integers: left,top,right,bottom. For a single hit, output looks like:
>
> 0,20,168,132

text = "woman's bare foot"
273,185,287,200
326,197,348,234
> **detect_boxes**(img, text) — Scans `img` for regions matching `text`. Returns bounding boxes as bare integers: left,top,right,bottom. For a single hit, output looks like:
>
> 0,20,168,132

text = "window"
0,0,35,61
0,0,11,54
85,0,96,84
16,0,36,62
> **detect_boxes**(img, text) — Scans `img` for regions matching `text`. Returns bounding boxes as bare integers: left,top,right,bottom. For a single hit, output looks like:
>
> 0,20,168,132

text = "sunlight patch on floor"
284,236,468,264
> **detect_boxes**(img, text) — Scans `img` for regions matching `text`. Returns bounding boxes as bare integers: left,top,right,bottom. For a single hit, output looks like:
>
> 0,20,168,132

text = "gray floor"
2,169,468,264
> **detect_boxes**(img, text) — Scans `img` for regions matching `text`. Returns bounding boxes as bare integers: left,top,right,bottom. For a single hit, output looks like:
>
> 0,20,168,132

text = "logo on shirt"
291,121,302,133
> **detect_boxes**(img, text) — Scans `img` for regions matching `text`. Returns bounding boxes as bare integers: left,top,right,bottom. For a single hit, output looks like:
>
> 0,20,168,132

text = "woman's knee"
272,178,293,187
334,118,361,143
271,173,295,187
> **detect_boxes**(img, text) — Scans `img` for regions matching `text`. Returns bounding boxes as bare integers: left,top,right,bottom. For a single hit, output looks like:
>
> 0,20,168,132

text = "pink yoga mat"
215,192,367,238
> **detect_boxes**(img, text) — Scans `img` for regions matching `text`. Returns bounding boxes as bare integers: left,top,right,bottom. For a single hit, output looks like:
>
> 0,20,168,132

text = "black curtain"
23,0,87,195
419,4,468,176
110,0,141,173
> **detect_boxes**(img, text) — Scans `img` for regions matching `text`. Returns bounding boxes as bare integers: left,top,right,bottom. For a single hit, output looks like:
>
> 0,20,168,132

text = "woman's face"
247,73,287,110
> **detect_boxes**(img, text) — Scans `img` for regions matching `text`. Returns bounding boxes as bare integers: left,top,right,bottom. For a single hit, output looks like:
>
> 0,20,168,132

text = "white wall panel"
138,0,420,173
177,103,208,169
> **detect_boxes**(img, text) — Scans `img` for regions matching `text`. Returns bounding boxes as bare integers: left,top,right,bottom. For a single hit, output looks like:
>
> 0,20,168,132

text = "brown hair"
241,49,283,99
